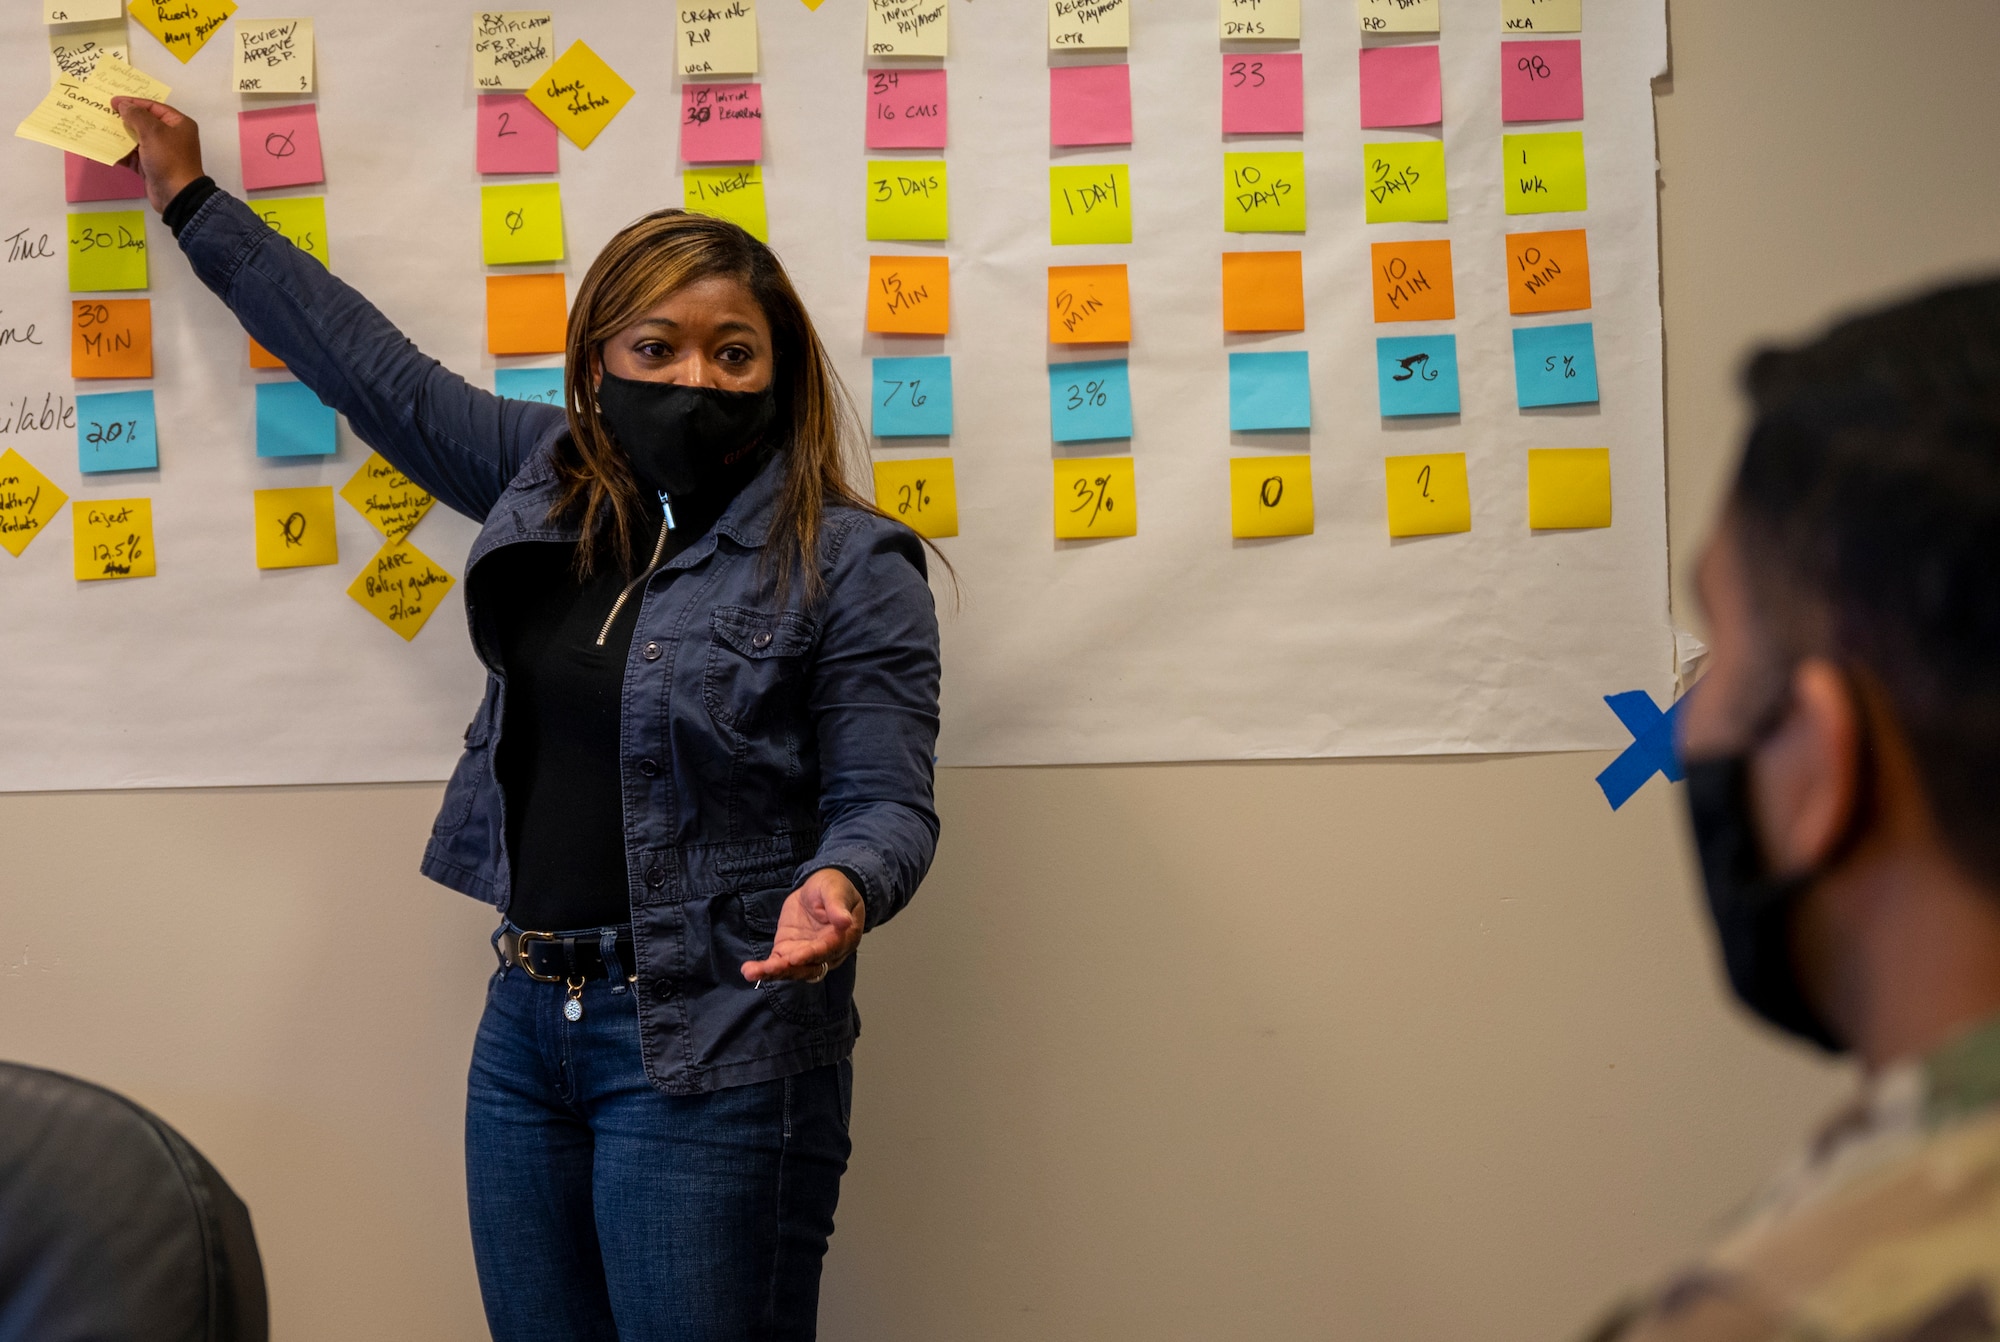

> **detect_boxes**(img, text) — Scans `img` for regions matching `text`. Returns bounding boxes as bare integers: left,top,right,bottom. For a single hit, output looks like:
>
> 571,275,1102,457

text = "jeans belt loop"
600,926,627,993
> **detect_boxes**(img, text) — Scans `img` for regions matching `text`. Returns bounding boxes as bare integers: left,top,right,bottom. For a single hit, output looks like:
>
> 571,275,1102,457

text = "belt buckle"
513,930,566,983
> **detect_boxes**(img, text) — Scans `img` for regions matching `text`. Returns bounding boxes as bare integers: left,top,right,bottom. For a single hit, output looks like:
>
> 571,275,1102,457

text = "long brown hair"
551,210,883,601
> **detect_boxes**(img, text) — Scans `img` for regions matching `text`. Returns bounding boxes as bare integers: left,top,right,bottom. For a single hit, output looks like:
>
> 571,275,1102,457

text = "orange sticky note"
248,335,285,369
1506,228,1592,315
866,255,949,335
487,272,567,355
1048,264,1130,344
1371,240,1455,323
1221,251,1304,333
70,298,151,378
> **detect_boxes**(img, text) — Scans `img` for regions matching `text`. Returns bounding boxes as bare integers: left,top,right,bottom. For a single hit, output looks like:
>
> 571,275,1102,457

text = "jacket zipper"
595,500,674,647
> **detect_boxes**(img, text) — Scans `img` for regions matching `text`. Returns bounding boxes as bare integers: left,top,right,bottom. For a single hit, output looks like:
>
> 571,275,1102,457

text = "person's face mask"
594,371,777,500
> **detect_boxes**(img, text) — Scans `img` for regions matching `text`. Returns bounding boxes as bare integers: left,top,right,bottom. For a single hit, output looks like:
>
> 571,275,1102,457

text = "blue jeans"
465,960,852,1341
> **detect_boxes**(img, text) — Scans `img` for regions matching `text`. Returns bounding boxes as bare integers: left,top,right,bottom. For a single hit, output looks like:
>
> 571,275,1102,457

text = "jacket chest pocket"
702,605,818,740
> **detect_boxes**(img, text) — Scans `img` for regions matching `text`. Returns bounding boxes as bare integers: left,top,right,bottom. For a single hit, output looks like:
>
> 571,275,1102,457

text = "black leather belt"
497,924,637,984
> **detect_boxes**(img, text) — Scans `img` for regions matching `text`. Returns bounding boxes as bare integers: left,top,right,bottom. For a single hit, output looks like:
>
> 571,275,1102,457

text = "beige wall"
6,2,1999,1336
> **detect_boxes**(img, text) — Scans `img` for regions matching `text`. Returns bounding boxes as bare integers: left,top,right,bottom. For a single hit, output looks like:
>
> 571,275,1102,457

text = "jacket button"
653,977,678,1000
645,864,666,889
638,758,660,777
752,631,773,649
642,641,662,661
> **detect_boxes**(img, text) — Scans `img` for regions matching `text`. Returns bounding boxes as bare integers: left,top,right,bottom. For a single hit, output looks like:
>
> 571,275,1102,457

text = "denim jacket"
178,190,941,1095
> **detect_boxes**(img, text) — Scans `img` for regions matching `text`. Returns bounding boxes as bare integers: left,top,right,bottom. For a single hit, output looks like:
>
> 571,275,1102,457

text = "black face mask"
595,372,777,502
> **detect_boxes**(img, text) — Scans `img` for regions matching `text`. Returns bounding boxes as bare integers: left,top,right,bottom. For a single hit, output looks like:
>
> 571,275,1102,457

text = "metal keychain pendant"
563,976,585,1022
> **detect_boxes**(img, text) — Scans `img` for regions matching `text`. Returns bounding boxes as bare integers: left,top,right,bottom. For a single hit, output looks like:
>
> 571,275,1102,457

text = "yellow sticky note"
72,497,155,580
867,161,947,242
341,452,435,541
1053,456,1137,539
684,166,768,242
1050,164,1131,245
129,0,238,62
16,79,139,168
1527,448,1610,529
872,457,958,538
0,449,69,559
249,194,328,267
473,12,554,90
1230,456,1313,538
68,210,148,292
678,0,759,77
1504,132,1587,214
1359,0,1436,33
1364,141,1447,224
84,51,173,103
252,485,338,569
869,0,946,57
481,183,564,265
1384,453,1470,537
1221,0,1298,40
1049,0,1128,50
46,0,123,21
50,20,131,86
1224,152,1306,234
349,536,456,641
232,18,312,93
1503,0,1580,32
526,40,634,149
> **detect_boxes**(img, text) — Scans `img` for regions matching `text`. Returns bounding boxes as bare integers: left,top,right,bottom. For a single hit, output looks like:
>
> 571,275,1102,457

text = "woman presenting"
114,99,943,1341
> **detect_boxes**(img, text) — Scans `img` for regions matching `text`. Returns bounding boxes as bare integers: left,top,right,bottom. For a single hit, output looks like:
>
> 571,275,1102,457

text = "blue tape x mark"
1596,690,1687,811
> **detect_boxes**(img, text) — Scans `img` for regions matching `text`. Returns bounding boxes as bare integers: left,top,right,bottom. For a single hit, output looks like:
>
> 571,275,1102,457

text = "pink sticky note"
1501,41,1584,123
683,84,765,162
64,152,146,204
1358,45,1443,129
476,93,559,176
1050,64,1131,147
865,69,946,151
238,104,326,191
1222,53,1304,136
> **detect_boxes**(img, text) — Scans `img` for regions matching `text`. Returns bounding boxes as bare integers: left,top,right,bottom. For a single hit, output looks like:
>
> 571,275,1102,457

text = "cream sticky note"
1527,448,1610,529
1054,456,1136,539
1230,456,1313,538
526,40,634,149
473,11,554,90
233,18,311,92
684,166,768,241
341,452,435,541
68,210,148,292
869,0,946,57
867,161,947,241
679,0,759,77
249,194,328,267
872,457,958,538
129,0,237,62
1050,164,1131,245
72,299,152,378
253,485,338,569
1505,132,1587,214
1359,0,1436,33
1049,264,1131,344
1050,0,1127,50
867,255,949,334
84,51,173,102
50,19,131,85
1364,141,1447,223
481,183,564,265
1384,453,1470,537
46,0,123,21
1504,0,1581,32
17,81,135,169
1221,0,1298,40
1224,152,1306,233
349,536,456,640
0,449,68,559
72,496,155,580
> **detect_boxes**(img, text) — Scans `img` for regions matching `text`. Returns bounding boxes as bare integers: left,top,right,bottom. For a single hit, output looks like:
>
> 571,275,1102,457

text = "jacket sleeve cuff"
162,175,219,238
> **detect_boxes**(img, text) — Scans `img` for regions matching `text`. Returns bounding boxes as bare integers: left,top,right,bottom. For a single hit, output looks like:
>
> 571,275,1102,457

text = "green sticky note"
1049,164,1132,245
1224,152,1306,234
481,182,565,265
249,195,330,269
1504,132,1587,214
67,210,148,292
684,166,769,242
1363,142,1448,224
866,160,948,241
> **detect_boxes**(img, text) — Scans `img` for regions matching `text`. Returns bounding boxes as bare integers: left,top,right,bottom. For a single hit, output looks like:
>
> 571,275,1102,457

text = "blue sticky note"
1228,351,1311,432
1375,335,1462,418
1513,322,1600,407
1049,359,1133,442
495,367,565,406
75,389,159,473
256,380,338,458
872,356,954,438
